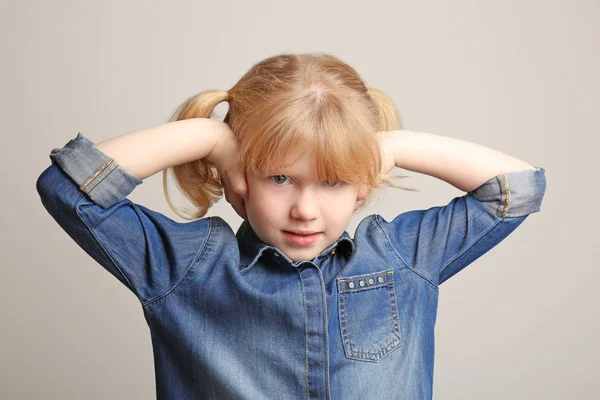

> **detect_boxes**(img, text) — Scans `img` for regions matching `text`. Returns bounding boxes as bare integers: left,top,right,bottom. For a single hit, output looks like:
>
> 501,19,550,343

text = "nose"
290,188,319,221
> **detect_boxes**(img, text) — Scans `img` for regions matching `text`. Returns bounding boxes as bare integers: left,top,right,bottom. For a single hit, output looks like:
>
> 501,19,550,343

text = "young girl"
36,53,546,400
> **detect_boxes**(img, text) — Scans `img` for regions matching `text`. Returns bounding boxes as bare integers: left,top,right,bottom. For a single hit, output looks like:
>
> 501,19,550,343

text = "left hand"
207,122,249,220
376,131,397,176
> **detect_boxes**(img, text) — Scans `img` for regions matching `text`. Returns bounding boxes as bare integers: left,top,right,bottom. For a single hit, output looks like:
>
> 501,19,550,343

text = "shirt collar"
236,219,355,272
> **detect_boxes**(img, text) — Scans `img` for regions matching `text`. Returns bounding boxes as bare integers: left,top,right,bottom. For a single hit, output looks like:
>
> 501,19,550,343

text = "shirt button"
273,252,279,257
368,278,374,285
378,277,384,283
331,248,336,255
349,282,355,289
359,280,365,287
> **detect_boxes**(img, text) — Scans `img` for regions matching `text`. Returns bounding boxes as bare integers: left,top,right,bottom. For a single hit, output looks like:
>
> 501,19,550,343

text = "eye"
269,175,343,187
269,175,291,185
324,180,342,188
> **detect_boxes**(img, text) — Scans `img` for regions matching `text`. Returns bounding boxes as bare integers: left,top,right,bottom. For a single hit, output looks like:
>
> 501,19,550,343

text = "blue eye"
269,175,343,187
324,180,342,188
270,175,291,185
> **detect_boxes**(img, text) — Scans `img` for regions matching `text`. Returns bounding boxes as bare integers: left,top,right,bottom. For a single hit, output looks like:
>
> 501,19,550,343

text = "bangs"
238,91,381,186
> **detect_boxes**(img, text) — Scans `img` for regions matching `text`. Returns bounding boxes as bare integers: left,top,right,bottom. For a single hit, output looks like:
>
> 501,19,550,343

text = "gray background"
3,0,596,398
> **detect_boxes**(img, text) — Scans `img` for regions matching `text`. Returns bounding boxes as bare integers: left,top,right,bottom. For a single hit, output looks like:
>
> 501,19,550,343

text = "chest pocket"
337,269,402,362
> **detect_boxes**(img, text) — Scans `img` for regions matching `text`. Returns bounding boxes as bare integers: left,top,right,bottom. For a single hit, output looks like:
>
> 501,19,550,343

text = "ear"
356,184,368,201
242,169,250,202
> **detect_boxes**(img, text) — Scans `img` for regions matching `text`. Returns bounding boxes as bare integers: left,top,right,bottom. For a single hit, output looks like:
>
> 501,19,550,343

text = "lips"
284,230,320,235
282,230,322,245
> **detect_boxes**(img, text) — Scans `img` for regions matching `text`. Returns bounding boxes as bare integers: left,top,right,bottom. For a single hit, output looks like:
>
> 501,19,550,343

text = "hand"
376,131,397,176
206,122,249,220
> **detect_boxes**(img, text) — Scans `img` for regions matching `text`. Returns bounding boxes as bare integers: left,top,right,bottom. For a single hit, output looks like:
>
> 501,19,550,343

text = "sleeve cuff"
49,132,143,208
467,166,547,218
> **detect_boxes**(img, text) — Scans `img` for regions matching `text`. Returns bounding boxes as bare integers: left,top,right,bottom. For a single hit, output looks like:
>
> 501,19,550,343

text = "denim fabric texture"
36,132,547,400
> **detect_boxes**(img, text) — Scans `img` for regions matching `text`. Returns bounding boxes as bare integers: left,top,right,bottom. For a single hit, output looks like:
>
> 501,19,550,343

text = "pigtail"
162,90,229,220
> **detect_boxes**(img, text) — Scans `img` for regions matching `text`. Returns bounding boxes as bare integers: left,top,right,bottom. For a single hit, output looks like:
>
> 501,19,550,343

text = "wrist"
205,120,234,169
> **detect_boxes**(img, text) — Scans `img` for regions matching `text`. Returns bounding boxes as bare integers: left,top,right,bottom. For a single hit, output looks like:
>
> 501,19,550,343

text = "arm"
391,130,536,193
93,117,223,180
376,130,546,286
37,119,224,302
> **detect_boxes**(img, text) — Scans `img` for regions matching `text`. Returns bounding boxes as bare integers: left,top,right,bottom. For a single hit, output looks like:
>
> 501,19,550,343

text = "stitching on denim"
338,270,392,293
388,277,402,346
80,158,116,194
316,267,331,400
49,148,64,158
337,269,389,283
499,173,510,218
337,280,350,358
75,196,138,297
439,216,503,281
345,339,402,363
341,285,402,362
373,214,439,289
240,247,269,275
143,216,214,308
83,163,118,200
338,282,390,293
337,269,402,363
297,270,309,400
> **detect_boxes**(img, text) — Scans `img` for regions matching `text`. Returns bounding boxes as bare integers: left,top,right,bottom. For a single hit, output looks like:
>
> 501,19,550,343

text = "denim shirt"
36,132,547,400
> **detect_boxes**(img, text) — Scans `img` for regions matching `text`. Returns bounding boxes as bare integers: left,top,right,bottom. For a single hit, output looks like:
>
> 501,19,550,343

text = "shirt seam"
499,173,510,218
82,160,119,201
438,217,504,283
372,214,440,290
316,267,331,400
74,195,139,299
142,216,214,308
80,158,117,194
297,270,309,400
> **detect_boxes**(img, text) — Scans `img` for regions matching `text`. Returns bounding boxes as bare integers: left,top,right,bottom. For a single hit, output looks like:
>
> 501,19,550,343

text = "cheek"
247,186,284,220
249,187,280,210
325,191,359,216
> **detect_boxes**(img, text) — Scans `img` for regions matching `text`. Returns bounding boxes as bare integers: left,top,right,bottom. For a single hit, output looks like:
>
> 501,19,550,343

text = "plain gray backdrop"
3,0,596,399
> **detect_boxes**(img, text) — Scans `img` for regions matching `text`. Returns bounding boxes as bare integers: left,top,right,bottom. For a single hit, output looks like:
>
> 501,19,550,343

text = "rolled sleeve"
376,166,547,286
467,167,546,218
49,132,143,208
37,133,212,303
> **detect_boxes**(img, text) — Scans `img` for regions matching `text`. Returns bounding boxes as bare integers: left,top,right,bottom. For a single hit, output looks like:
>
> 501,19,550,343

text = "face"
244,149,368,262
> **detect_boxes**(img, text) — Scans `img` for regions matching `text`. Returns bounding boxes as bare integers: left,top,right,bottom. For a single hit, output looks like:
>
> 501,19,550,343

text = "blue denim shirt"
36,132,547,400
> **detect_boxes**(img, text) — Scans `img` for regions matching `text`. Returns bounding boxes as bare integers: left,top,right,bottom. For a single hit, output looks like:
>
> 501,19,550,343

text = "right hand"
206,122,249,220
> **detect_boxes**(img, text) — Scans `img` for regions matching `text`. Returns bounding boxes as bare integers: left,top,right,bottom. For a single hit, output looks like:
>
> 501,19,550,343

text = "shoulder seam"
142,216,214,308
438,216,505,284
372,214,439,290
75,196,139,297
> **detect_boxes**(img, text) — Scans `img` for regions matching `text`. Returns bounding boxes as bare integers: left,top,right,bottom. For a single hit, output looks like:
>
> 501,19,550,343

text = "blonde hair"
163,52,418,220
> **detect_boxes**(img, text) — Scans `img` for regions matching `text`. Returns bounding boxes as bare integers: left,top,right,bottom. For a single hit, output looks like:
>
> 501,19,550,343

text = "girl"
36,52,546,400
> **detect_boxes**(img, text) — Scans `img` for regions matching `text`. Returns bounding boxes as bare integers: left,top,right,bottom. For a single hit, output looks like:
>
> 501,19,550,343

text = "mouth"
284,230,320,235
282,230,322,245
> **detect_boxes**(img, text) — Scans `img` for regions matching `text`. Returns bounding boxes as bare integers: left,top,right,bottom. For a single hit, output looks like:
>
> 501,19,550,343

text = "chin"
285,247,320,260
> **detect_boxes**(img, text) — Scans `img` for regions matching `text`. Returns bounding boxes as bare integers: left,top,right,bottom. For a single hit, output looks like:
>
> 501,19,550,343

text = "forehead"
263,148,318,178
